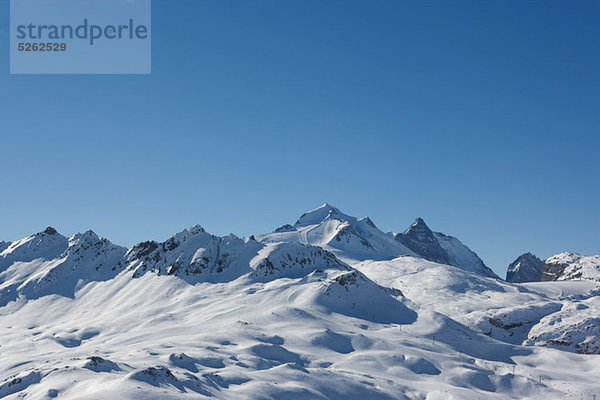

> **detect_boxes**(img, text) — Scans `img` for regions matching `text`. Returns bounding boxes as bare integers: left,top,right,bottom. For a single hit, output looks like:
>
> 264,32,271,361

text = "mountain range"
507,251,600,283
0,204,598,399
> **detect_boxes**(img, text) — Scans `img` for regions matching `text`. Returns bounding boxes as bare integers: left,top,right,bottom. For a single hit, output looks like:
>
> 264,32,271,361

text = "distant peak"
169,225,207,242
546,251,582,264
318,203,340,215
413,217,427,227
70,230,100,243
404,218,431,234
43,227,58,235
358,216,377,229
294,203,350,227
186,225,205,234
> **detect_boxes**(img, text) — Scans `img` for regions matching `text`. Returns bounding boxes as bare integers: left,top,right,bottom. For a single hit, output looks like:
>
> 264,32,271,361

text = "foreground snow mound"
526,296,600,354
472,302,563,345
311,270,417,324
4,269,589,400
355,256,600,356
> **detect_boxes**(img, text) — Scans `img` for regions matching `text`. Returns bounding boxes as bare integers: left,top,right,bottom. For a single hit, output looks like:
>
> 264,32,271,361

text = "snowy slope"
2,256,598,399
355,256,600,356
0,212,599,399
0,242,10,254
544,252,600,282
260,204,418,263
0,228,68,273
261,204,496,279
0,229,126,307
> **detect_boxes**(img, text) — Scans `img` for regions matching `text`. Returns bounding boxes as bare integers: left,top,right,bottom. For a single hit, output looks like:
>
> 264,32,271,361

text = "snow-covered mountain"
506,253,546,283
260,204,418,263
0,228,126,307
0,206,599,399
260,204,497,278
507,251,600,283
543,252,600,282
393,217,497,278
0,242,10,254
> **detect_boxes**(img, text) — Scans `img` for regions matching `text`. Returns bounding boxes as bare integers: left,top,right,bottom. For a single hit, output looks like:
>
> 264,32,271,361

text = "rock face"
0,229,127,306
394,218,497,278
0,241,11,253
115,225,350,284
506,253,546,283
263,204,497,278
261,204,418,262
543,252,600,282
506,251,600,283
394,218,452,265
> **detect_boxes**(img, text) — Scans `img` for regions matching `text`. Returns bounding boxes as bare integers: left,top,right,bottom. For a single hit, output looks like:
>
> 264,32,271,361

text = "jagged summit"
505,251,600,283
406,217,428,231
0,228,68,270
395,218,452,266
393,218,496,278
262,205,496,278
543,252,600,282
506,252,545,283
263,204,417,262
44,226,58,235
0,241,11,254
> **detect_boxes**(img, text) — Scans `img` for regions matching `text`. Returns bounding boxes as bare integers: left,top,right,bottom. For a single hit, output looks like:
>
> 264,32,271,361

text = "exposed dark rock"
394,218,452,265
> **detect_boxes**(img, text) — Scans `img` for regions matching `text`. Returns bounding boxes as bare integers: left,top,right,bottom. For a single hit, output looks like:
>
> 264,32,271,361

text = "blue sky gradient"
1,0,598,276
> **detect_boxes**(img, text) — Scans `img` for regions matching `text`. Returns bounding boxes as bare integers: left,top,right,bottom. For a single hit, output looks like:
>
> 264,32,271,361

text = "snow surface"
545,252,600,282
1,208,599,399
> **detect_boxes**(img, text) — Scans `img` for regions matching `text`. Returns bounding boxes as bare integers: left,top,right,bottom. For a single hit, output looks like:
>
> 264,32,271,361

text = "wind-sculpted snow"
356,256,600,356
525,296,600,354
0,206,600,399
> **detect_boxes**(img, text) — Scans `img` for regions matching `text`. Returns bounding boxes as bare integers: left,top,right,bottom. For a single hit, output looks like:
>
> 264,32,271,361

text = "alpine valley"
0,204,598,399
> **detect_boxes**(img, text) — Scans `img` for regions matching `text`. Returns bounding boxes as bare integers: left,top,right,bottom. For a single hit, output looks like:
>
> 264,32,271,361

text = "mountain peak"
406,218,430,233
546,251,581,264
68,230,106,248
43,227,58,235
506,252,545,283
294,203,349,227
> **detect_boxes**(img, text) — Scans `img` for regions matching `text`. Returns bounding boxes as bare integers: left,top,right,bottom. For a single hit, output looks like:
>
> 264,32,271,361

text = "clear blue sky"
1,0,598,277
